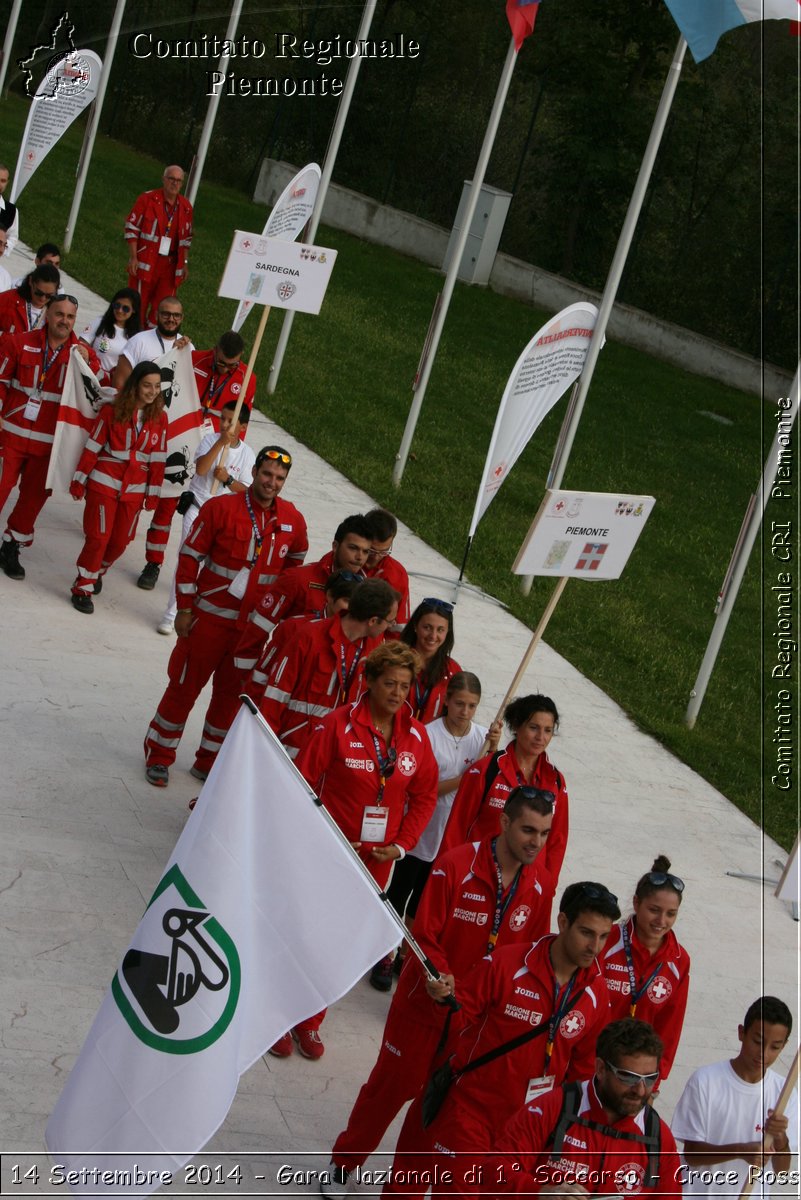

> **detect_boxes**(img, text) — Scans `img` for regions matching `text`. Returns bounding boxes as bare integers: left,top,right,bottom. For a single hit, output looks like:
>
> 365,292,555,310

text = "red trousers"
383,1093,490,1199
333,1002,446,1172
144,612,242,773
73,491,142,594
143,494,179,567
0,447,51,545
129,259,180,328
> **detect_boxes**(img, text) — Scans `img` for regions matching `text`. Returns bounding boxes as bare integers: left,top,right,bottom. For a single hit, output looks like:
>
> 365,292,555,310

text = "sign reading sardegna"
218,233,337,316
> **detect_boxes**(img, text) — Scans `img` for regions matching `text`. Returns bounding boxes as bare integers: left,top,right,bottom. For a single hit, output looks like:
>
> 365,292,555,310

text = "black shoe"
369,954,396,992
0,538,25,580
71,592,94,614
320,1165,350,1199
93,576,103,595
137,562,160,590
393,952,405,976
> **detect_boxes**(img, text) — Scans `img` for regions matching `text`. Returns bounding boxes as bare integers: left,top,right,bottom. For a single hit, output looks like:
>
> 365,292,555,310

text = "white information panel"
513,489,656,581
218,232,336,315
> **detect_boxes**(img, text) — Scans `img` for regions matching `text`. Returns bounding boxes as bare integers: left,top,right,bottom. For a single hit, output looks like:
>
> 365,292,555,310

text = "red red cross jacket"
397,837,554,1030
410,656,462,723
253,613,384,758
0,330,102,457
124,189,193,284
234,550,359,673
601,917,689,1088
364,552,410,634
192,349,256,435
294,694,438,886
0,289,46,335
441,935,611,1132
440,743,568,895
72,403,167,501
176,490,308,628
487,1078,681,1197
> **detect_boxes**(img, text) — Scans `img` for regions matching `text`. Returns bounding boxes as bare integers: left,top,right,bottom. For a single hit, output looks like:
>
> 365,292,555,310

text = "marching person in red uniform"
192,331,256,435
601,855,690,1091
0,263,60,335
233,513,373,676
69,362,167,612
143,445,308,788
323,787,555,1195
440,694,568,912
485,1019,682,1199
249,578,399,758
124,166,193,325
363,508,411,636
269,642,438,1062
400,598,462,723
380,881,619,1200
0,294,101,581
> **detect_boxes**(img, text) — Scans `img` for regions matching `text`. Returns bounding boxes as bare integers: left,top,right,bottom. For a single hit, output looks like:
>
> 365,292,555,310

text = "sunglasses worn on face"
422,597,454,616
645,871,685,894
113,302,133,313
604,1061,659,1088
33,287,55,299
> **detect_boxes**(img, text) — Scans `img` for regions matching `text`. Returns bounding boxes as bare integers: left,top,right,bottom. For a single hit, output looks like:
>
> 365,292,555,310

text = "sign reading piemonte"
513,489,656,581
218,231,336,315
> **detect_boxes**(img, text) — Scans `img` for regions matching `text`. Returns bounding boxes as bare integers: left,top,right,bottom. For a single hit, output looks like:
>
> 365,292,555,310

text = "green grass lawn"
1,95,794,850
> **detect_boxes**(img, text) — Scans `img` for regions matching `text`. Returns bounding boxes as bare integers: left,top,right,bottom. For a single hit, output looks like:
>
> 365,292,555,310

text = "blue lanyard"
339,640,364,704
621,922,663,1018
243,491,264,566
488,837,521,954
413,673,431,719
545,970,578,1074
369,729,396,805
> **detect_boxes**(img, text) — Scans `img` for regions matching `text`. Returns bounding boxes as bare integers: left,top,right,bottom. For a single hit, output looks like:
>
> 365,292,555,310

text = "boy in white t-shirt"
672,995,797,1197
157,400,255,634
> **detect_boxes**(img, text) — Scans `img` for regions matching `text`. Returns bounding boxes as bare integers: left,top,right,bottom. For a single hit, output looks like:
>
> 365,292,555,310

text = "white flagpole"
685,361,799,729
518,34,688,595
185,0,243,208
0,0,23,95
266,0,377,395
392,35,518,488
63,0,126,253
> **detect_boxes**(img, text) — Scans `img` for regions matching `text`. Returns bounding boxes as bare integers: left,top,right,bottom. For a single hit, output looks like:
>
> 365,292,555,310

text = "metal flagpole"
185,0,243,208
266,0,377,395
0,0,23,95
392,35,518,488
63,0,126,253
685,362,799,729
520,34,688,595
239,696,457,1004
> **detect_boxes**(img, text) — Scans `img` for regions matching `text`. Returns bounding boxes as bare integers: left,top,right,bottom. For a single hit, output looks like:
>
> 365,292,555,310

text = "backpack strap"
548,1084,662,1190
480,750,503,806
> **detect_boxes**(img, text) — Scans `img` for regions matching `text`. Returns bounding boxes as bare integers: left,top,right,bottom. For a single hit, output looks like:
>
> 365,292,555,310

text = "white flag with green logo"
45,705,401,1196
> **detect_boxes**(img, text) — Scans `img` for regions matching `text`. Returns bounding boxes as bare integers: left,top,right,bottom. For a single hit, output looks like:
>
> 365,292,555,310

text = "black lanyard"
621,923,663,1018
243,491,264,566
339,640,365,704
488,838,522,954
369,729,396,805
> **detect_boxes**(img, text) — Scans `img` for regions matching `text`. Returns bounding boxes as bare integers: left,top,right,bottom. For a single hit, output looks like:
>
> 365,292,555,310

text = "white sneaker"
320,1164,350,1199
156,619,174,636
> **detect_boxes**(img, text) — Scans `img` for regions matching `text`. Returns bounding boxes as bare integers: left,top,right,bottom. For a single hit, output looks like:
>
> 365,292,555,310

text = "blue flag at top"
663,0,801,63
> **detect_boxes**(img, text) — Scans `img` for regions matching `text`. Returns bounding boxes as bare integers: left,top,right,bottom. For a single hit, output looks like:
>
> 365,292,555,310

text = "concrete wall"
255,159,793,400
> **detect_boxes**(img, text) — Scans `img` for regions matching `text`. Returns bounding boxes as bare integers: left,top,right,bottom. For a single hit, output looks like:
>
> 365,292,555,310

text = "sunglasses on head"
604,1061,659,1088
49,293,78,306
644,870,685,894
576,882,619,906
515,786,555,809
422,597,453,616
261,449,292,465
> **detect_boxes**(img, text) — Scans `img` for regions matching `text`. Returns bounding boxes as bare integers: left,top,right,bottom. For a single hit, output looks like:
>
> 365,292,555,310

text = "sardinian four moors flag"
663,0,801,62
467,302,601,539
46,346,201,495
45,704,400,1199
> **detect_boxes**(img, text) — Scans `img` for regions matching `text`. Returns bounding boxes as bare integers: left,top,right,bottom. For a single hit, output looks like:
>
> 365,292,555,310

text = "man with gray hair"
124,165,193,325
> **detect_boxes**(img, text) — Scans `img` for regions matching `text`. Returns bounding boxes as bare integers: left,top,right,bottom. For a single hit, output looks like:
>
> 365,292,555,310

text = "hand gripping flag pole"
737,1042,800,1199
239,695,459,1011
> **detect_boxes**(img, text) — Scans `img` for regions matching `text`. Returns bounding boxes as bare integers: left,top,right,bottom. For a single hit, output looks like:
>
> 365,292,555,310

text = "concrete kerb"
0,244,796,1182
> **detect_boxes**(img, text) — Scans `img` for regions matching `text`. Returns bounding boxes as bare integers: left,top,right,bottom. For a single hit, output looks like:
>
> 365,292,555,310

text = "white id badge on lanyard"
525,1075,555,1104
360,806,389,843
228,565,250,599
23,393,42,421
158,235,172,256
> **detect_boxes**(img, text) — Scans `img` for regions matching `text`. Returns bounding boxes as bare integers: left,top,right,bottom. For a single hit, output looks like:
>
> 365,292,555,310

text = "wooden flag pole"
477,575,568,756
737,1042,800,1198
210,304,270,495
